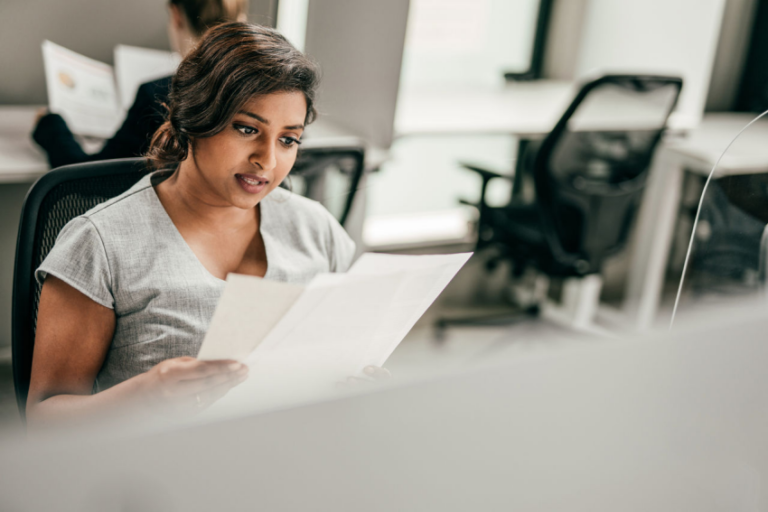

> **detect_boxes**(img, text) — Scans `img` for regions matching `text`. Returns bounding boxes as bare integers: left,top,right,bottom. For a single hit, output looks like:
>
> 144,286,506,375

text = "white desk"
395,81,577,138
0,106,388,179
395,80,696,138
0,106,48,183
625,112,768,329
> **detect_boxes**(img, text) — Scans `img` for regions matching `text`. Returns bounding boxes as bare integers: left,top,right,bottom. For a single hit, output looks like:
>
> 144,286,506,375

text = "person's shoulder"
265,187,355,271
267,187,336,225
80,173,156,225
137,76,172,98
134,76,172,110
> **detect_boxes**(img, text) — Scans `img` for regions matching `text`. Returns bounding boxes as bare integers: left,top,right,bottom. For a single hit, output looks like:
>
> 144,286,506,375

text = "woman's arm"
27,276,247,428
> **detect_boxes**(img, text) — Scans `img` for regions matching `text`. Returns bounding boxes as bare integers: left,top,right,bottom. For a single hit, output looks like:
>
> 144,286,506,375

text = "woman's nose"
250,142,277,171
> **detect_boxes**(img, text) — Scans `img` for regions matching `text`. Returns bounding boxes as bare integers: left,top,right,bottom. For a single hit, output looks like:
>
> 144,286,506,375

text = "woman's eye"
280,136,301,147
234,124,257,136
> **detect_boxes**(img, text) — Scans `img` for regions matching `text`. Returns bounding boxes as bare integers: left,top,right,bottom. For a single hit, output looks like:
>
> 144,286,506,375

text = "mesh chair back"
12,158,152,417
533,75,683,272
290,138,366,226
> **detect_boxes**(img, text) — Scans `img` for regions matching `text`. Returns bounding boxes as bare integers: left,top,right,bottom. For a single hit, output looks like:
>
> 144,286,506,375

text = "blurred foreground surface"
1,298,767,511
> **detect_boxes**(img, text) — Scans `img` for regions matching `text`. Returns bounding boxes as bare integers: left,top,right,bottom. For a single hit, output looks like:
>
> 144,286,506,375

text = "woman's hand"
141,356,249,414
34,107,49,125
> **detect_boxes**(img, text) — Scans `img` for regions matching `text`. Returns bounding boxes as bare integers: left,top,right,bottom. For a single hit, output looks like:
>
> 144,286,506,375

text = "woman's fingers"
178,359,244,380
34,107,48,124
172,365,248,395
162,358,244,382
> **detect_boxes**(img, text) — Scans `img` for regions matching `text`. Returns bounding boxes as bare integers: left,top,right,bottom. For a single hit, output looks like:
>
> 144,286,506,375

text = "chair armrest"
459,162,513,182
459,162,514,208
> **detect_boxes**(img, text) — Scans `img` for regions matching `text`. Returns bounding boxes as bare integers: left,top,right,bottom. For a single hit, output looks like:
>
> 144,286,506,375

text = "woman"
27,22,366,426
32,0,248,169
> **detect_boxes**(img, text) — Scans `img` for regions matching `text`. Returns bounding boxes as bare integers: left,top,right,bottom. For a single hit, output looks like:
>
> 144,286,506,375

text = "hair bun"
147,120,188,169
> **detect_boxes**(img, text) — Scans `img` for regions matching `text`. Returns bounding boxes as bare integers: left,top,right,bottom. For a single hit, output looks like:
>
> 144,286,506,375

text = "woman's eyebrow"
237,111,304,130
238,111,269,124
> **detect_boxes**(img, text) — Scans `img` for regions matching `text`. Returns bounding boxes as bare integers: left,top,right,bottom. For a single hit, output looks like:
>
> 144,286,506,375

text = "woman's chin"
228,191,264,210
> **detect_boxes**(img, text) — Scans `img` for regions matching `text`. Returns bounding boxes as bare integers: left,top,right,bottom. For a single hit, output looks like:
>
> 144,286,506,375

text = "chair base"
434,305,540,343
433,272,604,342
540,274,603,331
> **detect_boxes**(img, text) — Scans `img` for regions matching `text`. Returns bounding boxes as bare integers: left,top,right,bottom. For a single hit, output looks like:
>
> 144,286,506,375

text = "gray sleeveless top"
36,171,355,391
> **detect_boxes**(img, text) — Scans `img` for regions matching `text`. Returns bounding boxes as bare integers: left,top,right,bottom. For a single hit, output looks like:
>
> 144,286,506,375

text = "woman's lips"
235,173,269,194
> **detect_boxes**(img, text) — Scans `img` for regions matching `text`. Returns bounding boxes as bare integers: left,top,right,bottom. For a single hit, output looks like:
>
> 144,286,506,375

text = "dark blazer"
33,76,172,169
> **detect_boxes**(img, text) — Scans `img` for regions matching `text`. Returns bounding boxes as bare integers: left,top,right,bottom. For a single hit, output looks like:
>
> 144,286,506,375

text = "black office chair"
438,75,683,333
12,141,365,419
12,158,152,419
288,137,366,227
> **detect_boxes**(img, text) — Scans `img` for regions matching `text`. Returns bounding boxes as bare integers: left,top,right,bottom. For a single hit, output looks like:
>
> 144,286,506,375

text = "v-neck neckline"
146,171,272,283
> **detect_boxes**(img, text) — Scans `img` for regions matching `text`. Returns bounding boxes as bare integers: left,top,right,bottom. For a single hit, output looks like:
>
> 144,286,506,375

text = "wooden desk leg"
624,148,685,330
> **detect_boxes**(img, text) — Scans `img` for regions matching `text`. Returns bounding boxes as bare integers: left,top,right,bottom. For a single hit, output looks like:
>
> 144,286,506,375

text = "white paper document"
42,40,122,138
41,41,180,138
198,252,472,380
114,45,181,112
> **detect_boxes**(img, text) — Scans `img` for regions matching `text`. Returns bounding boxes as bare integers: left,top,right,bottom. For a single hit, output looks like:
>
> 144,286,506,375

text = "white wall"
575,0,726,126
275,0,309,51
0,0,277,105
304,0,410,149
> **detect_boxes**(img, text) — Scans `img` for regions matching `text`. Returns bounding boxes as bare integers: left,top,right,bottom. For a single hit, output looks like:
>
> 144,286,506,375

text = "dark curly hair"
147,22,320,169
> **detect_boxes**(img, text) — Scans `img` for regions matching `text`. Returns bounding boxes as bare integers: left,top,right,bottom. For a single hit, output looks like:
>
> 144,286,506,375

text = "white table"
0,106,388,179
395,81,577,138
395,80,696,138
0,106,48,183
624,112,768,329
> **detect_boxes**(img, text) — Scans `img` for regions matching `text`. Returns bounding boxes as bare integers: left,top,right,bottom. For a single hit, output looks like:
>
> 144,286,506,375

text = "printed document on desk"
198,252,472,380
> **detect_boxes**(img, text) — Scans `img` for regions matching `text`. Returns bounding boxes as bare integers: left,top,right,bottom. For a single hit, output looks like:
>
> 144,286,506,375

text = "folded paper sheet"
197,252,472,379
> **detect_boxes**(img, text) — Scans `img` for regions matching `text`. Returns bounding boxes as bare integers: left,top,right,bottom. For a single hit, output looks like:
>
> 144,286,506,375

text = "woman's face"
186,91,307,210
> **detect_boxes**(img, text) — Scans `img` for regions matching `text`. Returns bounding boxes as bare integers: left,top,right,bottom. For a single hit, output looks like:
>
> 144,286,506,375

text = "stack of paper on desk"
42,41,180,138
197,252,472,379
